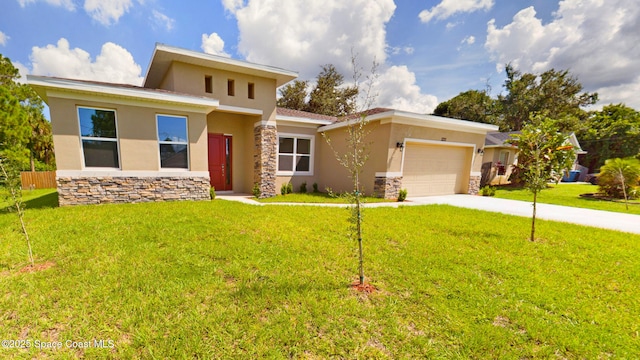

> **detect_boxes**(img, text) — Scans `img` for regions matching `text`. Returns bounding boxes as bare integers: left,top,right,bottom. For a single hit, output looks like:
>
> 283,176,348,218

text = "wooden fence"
20,171,56,190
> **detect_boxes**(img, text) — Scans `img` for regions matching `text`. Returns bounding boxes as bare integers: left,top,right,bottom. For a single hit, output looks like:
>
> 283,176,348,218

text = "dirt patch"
350,280,377,293
19,261,55,273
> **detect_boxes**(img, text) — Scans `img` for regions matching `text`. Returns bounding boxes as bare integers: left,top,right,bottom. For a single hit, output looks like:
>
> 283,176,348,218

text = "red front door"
208,133,232,191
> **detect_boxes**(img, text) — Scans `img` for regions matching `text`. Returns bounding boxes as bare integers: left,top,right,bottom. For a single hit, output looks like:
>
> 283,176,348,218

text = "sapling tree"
322,52,378,286
509,115,574,241
0,157,34,266
598,157,640,210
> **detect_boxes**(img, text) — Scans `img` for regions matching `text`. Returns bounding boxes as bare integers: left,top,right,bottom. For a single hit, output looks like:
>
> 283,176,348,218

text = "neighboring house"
482,131,587,186
28,43,499,206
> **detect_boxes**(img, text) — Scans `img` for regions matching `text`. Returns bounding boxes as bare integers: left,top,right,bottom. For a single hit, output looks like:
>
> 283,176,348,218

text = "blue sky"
1,0,639,113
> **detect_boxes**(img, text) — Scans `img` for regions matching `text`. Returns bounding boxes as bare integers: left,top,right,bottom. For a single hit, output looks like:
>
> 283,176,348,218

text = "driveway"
409,195,640,235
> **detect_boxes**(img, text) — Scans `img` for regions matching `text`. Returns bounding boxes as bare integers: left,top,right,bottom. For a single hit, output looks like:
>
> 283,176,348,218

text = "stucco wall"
274,124,322,192
48,96,208,172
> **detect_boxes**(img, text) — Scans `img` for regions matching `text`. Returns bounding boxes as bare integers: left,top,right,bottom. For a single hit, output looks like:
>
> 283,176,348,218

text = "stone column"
374,173,403,199
468,174,481,195
253,124,277,198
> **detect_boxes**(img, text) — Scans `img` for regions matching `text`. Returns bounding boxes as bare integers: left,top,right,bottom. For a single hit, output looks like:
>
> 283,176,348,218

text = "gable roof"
144,43,298,89
276,107,337,122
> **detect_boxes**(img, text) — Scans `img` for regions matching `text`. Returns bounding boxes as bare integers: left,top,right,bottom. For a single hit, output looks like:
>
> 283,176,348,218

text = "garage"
402,142,472,196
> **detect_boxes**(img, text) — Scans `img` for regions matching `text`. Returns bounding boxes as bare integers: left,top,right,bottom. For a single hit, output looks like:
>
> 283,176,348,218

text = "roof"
27,75,219,113
144,43,298,89
319,108,499,134
485,131,520,147
276,107,337,122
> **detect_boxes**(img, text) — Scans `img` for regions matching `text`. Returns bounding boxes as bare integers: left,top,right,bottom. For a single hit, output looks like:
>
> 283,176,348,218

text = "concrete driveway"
408,195,640,235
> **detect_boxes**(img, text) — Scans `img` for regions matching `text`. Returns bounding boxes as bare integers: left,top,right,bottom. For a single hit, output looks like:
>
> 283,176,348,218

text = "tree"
0,54,54,171
577,104,640,172
0,157,34,266
321,56,378,288
433,89,498,124
597,158,640,209
276,80,308,110
509,115,575,241
277,64,359,117
498,65,597,132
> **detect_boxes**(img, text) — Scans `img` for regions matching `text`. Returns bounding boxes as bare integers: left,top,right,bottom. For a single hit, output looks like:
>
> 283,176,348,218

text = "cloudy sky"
1,0,639,114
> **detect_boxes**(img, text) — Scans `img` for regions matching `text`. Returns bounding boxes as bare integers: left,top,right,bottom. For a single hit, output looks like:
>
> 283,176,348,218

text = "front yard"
495,183,640,215
1,194,639,358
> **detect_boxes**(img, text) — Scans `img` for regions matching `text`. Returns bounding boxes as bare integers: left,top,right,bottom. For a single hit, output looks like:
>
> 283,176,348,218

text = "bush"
598,157,640,199
281,182,293,195
325,187,337,198
252,183,261,198
300,182,307,193
480,186,496,197
209,186,216,200
397,188,408,202
312,182,319,193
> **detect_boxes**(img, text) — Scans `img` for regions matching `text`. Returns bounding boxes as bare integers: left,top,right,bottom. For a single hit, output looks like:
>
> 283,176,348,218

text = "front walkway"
216,194,640,235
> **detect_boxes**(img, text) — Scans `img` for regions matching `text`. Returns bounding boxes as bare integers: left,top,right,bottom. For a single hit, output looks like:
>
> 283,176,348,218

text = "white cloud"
152,10,175,31
223,0,438,114
12,61,30,84
0,31,8,46
374,65,438,113
84,0,133,25
201,33,230,57
17,0,75,11
462,35,475,45
485,0,640,108
419,0,494,23
30,38,143,85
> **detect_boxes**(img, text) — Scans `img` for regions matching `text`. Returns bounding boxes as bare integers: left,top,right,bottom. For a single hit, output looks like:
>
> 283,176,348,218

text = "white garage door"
403,143,471,196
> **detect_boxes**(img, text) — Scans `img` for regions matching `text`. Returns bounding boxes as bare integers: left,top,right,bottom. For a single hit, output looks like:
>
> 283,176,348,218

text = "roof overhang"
318,110,499,134
276,113,333,128
27,75,219,114
144,43,298,89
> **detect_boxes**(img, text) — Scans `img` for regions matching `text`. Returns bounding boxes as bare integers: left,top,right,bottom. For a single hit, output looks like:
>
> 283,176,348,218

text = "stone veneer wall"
57,176,210,206
468,175,481,195
253,124,277,198
374,175,403,199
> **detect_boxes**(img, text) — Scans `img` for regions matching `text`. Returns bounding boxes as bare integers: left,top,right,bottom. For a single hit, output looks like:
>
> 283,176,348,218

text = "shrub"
325,187,337,198
397,188,408,202
300,182,307,193
598,157,640,199
480,186,496,197
252,183,261,198
209,186,216,200
281,182,293,195
312,182,319,193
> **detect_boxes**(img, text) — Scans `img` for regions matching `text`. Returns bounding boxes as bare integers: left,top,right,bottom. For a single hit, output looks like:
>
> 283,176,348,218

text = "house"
482,131,587,186
27,43,499,206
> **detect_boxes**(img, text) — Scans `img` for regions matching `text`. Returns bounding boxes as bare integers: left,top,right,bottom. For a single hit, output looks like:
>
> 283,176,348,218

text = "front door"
208,133,232,191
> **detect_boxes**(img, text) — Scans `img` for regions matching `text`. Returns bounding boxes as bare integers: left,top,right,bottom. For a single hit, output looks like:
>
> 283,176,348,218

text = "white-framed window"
499,150,510,166
78,106,120,168
157,114,189,169
277,134,314,175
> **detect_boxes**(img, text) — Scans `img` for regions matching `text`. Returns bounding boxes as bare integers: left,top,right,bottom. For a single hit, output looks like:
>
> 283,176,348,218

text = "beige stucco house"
28,43,499,206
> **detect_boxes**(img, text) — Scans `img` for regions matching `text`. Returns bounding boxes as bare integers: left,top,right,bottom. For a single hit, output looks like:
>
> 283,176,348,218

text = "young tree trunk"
619,169,629,210
530,190,538,242
356,194,364,285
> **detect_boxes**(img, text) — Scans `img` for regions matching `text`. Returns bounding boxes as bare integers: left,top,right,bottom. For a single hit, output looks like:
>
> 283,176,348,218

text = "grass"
1,194,639,358
258,192,392,203
494,183,640,215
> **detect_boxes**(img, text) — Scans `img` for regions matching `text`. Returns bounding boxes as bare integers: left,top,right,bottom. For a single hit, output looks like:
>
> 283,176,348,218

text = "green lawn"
257,192,392,203
1,195,639,358
495,183,640,215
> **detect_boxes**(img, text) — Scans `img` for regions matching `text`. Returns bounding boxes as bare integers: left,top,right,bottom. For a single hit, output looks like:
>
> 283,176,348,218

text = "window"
205,75,212,94
277,135,313,175
227,79,235,96
78,107,119,168
157,115,189,169
499,150,510,165
248,82,255,99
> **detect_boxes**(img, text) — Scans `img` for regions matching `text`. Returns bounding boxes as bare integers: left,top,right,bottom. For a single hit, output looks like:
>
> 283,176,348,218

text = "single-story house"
482,131,587,186
28,43,499,206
